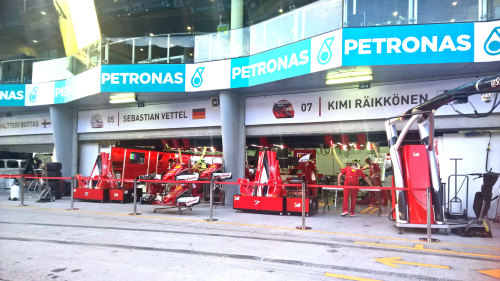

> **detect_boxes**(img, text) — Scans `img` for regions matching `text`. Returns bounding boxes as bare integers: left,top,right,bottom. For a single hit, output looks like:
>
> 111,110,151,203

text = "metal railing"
1,173,438,242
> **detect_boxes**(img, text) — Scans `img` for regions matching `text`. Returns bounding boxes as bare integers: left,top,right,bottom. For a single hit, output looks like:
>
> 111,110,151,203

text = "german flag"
192,108,206,120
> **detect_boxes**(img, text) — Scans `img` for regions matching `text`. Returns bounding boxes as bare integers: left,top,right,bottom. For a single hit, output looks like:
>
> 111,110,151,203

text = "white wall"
78,142,99,176
437,133,500,219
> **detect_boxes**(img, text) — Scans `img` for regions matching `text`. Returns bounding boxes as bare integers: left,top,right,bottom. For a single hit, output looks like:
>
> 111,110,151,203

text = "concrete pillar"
220,91,246,205
230,0,244,57
49,105,78,177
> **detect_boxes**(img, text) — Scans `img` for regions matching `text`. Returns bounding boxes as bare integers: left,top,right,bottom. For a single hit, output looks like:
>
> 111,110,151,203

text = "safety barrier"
0,174,435,242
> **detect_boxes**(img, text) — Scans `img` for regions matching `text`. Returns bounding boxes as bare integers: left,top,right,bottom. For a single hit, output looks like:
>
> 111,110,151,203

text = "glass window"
488,0,500,20
108,38,134,64
244,0,320,27
7,160,19,168
345,0,409,27
417,0,479,24
0,161,5,168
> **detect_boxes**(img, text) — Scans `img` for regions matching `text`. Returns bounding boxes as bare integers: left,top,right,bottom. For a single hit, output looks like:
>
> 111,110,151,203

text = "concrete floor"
0,189,499,281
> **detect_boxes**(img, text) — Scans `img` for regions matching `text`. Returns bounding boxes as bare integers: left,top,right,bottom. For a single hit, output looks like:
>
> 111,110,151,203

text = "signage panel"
245,78,496,125
343,23,474,66
185,60,231,92
77,100,220,133
100,64,185,92
0,113,52,136
474,21,500,62
231,39,311,88
54,66,101,104
310,30,342,73
0,85,25,106
25,82,55,106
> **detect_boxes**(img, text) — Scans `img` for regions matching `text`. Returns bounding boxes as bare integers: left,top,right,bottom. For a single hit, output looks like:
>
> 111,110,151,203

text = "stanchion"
129,178,141,215
19,175,27,206
67,177,79,210
296,177,311,230
420,186,439,242
205,177,218,222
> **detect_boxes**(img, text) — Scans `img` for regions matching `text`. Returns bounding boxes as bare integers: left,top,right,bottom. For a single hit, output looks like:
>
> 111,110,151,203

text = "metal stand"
19,175,27,206
129,178,141,215
419,187,439,242
447,158,468,216
205,177,218,222
296,177,311,230
67,177,79,210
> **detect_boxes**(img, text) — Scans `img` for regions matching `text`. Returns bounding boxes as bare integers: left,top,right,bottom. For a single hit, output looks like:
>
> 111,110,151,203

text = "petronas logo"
29,87,38,103
191,67,205,88
318,37,334,65
484,26,500,56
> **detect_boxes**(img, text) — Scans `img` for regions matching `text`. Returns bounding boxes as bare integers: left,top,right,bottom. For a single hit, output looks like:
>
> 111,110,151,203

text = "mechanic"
338,163,373,216
305,154,318,196
364,157,387,206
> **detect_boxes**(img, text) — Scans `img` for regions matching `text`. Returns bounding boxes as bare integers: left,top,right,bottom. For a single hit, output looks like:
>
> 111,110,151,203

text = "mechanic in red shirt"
304,154,317,196
338,163,373,216
364,157,388,206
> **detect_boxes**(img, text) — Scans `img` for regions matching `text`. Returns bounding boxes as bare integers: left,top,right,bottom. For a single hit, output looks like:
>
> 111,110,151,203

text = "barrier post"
129,178,141,215
67,177,78,210
296,176,311,230
426,186,432,242
205,177,217,222
19,175,27,206
419,186,438,242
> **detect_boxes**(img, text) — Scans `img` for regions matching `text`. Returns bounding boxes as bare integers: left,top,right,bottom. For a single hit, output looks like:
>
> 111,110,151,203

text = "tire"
51,189,62,199
48,181,62,188
45,162,62,171
50,195,56,202
46,171,62,178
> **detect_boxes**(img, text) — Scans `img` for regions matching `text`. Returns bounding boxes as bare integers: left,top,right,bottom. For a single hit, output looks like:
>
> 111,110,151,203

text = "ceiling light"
327,71,372,79
32,40,38,43
278,8,283,13
452,1,458,6
110,98,136,104
109,93,137,104
326,75,373,85
40,11,47,15
140,48,144,52
393,11,398,17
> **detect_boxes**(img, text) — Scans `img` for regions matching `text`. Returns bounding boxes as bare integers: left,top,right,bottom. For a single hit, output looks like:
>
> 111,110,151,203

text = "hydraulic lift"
386,74,500,237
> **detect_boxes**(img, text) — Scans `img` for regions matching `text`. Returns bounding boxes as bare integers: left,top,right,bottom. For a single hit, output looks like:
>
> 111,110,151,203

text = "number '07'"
301,103,312,112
